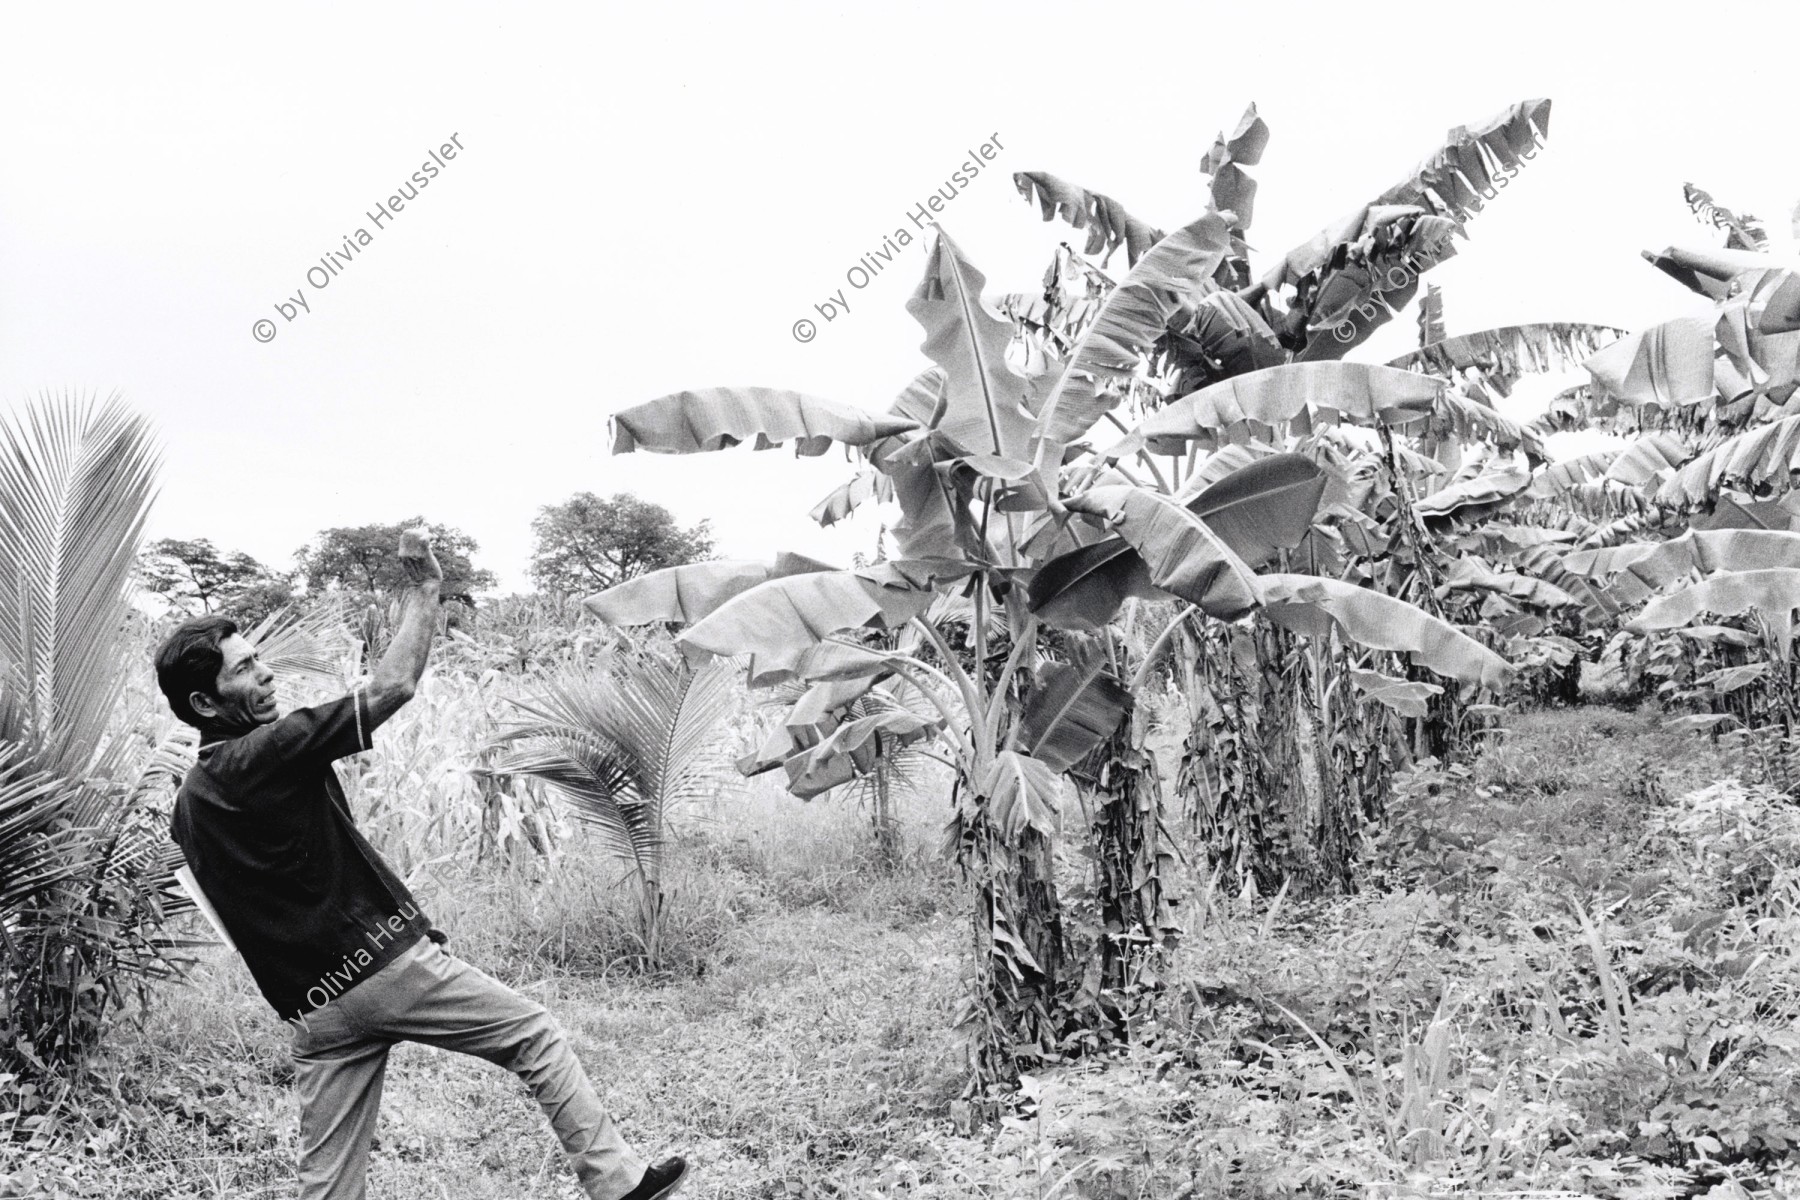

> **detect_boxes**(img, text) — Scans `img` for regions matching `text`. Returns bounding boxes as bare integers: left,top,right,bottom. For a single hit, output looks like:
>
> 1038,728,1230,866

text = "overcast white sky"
2,3,1793,593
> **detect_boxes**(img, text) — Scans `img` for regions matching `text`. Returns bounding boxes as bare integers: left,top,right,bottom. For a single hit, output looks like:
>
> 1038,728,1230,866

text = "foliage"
136,537,295,625
294,516,495,600
579,95,1561,1097
484,649,738,971
17,689,1800,1199
0,395,175,1090
528,491,713,596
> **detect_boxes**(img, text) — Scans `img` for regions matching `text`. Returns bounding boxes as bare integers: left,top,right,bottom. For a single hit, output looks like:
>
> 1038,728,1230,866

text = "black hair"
154,614,239,728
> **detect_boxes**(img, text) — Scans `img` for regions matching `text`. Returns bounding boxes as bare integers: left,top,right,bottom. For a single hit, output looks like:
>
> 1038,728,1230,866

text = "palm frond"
485,654,737,885
0,393,160,778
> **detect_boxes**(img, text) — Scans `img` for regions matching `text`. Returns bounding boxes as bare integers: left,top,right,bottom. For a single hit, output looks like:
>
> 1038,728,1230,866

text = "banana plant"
583,198,1523,1089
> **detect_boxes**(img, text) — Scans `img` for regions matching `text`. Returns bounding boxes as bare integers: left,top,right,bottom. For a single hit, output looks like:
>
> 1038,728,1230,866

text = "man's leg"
290,1005,394,1200
346,937,649,1200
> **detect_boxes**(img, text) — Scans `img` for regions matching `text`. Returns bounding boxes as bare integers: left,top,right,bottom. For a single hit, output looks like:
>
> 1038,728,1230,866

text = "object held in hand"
398,527,444,582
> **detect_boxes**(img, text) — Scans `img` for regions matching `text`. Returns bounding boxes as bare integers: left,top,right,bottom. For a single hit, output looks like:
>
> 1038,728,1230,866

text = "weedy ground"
7,702,1800,1199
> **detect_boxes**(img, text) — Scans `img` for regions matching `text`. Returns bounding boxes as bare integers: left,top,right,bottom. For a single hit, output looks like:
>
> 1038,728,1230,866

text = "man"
159,528,687,1200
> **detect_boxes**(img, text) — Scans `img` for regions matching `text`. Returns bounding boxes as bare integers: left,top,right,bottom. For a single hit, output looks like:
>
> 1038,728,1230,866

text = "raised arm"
362,527,444,727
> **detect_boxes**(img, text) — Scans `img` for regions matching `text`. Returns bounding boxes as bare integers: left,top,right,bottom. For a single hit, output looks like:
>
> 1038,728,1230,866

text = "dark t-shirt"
169,692,442,1019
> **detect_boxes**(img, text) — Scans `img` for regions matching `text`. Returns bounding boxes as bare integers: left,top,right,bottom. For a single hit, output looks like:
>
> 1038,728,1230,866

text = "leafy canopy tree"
295,518,495,600
529,491,713,594
139,537,296,625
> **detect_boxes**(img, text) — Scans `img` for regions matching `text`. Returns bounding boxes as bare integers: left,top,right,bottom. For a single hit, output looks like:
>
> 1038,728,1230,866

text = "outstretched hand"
397,527,444,585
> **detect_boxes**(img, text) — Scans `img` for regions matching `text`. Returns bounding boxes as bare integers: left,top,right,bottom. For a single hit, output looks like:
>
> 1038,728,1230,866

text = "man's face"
191,634,278,730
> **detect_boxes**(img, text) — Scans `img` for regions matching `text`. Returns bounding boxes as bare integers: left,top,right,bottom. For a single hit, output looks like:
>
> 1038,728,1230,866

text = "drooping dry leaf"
1012,172,1163,267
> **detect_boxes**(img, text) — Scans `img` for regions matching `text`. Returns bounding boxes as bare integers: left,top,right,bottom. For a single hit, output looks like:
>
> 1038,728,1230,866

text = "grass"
7,699,1800,1199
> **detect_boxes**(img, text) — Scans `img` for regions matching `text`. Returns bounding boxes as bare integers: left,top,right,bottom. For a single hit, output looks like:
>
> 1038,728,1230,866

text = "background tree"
295,518,496,600
529,492,713,595
138,537,295,624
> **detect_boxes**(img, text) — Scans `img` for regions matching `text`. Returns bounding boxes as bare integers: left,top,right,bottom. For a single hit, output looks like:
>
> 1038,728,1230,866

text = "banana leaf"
1030,454,1324,630
1016,639,1130,772
1262,99,1551,359
1605,529,1800,610
1415,459,1531,522
907,231,1038,459
1060,486,1262,620
612,388,916,455
583,552,833,626
1560,543,1660,578
1683,183,1771,253
1203,102,1269,235
1583,316,1716,408
811,470,894,527
1528,450,1619,499
1389,322,1627,397
1605,432,1693,486
1349,670,1443,718
1034,212,1236,447
1690,494,1800,532
1436,558,1578,610
980,750,1063,836
1256,574,1511,688
675,568,938,684
1660,413,1800,508
1127,363,1440,457
1627,568,1800,644
1012,172,1163,267
783,709,942,800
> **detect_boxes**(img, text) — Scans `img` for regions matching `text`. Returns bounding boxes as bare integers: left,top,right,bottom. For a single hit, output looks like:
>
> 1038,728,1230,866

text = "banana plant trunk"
960,781,1066,1095
1181,619,1398,898
1083,695,1176,1026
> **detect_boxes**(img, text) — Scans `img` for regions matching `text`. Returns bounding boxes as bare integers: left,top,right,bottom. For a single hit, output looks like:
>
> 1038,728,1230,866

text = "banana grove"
582,99,1563,1094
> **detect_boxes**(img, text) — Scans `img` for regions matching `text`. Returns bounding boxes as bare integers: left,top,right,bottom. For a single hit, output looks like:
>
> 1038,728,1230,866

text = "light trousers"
286,936,648,1200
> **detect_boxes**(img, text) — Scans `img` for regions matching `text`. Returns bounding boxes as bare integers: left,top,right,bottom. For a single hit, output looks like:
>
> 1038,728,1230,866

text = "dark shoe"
619,1157,688,1200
